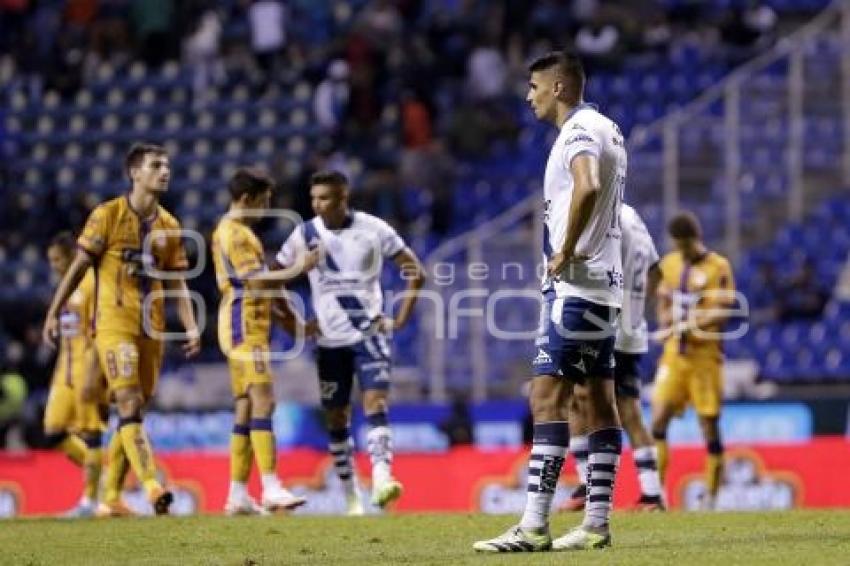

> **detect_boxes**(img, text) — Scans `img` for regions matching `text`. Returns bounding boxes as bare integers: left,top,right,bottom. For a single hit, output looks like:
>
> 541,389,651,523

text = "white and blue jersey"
276,210,406,348
541,103,626,308
533,103,626,380
616,204,660,354
276,211,406,406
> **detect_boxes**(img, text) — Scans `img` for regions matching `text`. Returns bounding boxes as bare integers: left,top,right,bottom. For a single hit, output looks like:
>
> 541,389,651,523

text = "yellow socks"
706,440,724,498
103,431,129,503
118,417,161,495
82,433,103,502
249,418,276,474
655,436,669,484
231,424,253,482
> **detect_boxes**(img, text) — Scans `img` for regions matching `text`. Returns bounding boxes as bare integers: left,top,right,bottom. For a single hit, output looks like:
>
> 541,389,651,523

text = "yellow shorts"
95,332,163,399
43,379,106,433
226,343,272,398
652,350,723,418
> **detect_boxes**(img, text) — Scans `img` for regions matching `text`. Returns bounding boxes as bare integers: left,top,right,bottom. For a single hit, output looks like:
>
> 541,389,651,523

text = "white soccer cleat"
370,478,403,508
61,501,96,519
346,491,365,516
552,526,611,551
261,485,306,512
472,525,552,553
224,493,268,516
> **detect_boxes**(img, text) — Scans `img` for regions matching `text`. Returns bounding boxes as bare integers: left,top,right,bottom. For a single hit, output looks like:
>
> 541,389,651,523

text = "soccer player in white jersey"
275,170,425,515
474,50,626,553
563,204,665,512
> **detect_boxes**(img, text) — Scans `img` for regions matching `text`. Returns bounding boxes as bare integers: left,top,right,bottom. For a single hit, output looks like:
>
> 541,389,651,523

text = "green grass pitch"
2,510,850,565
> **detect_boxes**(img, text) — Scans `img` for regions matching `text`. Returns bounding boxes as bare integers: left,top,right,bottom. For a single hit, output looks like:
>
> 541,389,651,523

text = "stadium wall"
1,439,848,517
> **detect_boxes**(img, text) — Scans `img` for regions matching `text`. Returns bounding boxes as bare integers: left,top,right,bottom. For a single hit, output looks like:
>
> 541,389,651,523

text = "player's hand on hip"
42,316,59,349
377,316,396,333
182,332,202,358
547,252,588,278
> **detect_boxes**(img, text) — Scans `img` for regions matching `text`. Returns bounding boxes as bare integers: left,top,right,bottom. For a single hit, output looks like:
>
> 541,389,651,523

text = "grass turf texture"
2,510,850,565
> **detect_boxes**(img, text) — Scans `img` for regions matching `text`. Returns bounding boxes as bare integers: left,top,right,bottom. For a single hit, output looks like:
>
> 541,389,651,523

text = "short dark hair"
528,50,586,99
668,211,702,240
49,231,75,253
228,167,274,201
124,142,167,178
310,170,349,189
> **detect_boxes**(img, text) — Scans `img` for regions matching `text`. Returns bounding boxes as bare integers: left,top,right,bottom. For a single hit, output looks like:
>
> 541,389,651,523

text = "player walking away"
211,167,321,515
275,171,425,516
474,50,626,553
561,204,665,513
43,232,108,518
651,212,736,510
42,143,201,517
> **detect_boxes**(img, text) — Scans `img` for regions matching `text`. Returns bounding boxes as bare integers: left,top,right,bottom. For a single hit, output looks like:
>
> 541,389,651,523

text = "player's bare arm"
245,246,323,289
164,278,201,358
548,153,600,277
271,296,320,339
380,247,426,332
42,249,93,347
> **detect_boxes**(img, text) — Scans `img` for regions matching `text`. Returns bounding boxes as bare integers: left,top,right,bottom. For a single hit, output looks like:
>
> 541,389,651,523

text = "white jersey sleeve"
373,217,406,258
275,225,307,267
616,205,658,353
562,122,603,166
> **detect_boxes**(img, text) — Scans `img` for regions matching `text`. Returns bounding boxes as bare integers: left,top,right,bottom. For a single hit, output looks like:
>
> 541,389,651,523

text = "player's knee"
363,391,388,415
44,430,68,448
114,390,143,418
81,430,103,450
325,408,350,430
529,395,563,422
233,395,251,425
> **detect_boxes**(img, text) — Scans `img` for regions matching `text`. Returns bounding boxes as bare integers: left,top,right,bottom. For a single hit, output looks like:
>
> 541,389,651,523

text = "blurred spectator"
743,0,778,44
439,397,473,446
183,9,225,109
88,0,132,66
314,59,351,136
466,39,508,102
248,0,287,80
776,259,830,322
0,371,27,450
575,16,623,71
131,0,175,66
357,0,403,50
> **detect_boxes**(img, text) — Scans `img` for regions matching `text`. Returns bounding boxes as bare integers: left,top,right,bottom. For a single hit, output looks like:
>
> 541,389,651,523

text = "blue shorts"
315,335,392,409
532,294,618,381
614,351,642,399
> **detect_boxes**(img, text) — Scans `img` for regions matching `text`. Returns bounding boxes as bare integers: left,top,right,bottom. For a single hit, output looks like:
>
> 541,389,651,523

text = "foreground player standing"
43,232,107,517
474,50,625,552
563,204,665,512
651,212,736,510
212,167,321,514
43,143,201,516
276,171,424,515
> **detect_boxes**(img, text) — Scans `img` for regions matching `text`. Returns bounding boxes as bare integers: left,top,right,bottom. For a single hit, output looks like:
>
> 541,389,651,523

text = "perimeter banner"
1,438,847,517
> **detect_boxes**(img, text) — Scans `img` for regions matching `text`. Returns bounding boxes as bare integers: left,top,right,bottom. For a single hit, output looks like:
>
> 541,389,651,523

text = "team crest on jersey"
690,269,708,289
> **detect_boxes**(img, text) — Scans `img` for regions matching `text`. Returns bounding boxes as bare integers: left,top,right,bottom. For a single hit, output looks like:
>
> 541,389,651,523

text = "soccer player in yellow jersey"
43,232,107,517
42,143,201,517
650,212,736,510
212,167,321,514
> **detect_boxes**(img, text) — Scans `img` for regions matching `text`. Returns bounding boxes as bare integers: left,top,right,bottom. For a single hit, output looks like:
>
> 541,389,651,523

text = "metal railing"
417,1,850,401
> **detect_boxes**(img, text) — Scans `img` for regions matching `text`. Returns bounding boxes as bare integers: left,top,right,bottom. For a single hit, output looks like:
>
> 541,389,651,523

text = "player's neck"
555,98,587,127
322,210,350,229
227,205,254,225
127,187,158,220
684,244,708,263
